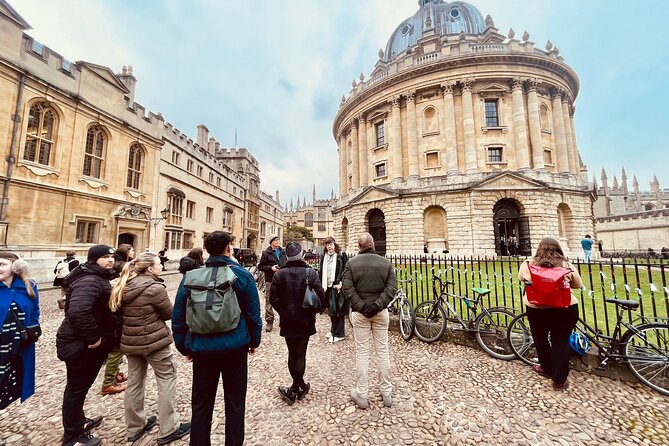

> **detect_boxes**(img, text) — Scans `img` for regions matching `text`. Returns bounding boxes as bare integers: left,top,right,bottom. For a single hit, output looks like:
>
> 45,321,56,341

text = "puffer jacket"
56,263,119,361
120,275,173,356
258,246,287,283
341,248,397,313
270,260,325,338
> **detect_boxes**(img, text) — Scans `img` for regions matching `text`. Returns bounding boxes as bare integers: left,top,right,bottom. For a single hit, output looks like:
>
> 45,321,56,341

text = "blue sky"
11,0,669,207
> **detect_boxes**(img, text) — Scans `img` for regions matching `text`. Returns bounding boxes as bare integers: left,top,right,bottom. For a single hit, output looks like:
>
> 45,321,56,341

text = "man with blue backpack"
172,231,262,446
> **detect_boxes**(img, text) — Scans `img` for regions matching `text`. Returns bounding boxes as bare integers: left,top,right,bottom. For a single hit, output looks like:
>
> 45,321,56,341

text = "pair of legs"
190,348,248,446
125,345,180,438
284,337,310,392
62,348,107,443
526,304,579,385
350,309,392,399
102,348,125,389
329,315,346,338
264,286,275,326
584,250,592,263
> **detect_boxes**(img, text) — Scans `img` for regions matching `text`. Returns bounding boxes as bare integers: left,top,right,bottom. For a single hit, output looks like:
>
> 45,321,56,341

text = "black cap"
87,244,115,263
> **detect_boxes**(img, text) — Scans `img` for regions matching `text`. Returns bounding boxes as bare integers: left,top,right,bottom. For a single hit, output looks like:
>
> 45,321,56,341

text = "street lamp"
151,207,170,251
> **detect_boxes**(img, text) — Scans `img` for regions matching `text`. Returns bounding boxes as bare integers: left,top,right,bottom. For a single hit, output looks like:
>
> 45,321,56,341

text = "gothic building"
594,168,669,252
283,186,337,250
332,0,594,257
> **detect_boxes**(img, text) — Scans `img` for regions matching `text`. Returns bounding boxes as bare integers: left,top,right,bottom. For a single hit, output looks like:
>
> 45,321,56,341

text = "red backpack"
524,261,572,308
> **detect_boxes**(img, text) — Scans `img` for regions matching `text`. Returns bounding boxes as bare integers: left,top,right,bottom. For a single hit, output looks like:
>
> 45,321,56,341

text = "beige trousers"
124,344,180,438
350,309,392,399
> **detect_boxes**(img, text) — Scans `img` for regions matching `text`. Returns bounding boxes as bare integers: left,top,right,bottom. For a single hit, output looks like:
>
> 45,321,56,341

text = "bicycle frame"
431,273,488,330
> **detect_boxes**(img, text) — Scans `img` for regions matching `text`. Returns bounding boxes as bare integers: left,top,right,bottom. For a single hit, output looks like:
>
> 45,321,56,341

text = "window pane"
39,141,51,165
485,100,499,127
93,158,102,178
85,128,95,154
24,137,37,162
83,155,92,176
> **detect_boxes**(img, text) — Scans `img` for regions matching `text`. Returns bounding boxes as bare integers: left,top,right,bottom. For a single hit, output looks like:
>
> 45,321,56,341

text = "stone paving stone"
0,272,667,445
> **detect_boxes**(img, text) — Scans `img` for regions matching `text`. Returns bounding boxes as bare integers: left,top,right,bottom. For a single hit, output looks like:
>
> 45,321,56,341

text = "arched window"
422,106,438,134
126,144,143,189
341,217,349,250
644,203,656,211
423,206,448,252
83,125,107,178
24,102,57,165
540,104,550,131
305,212,313,227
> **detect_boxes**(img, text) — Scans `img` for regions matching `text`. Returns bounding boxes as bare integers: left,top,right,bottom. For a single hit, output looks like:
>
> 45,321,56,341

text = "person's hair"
533,238,568,267
115,244,134,262
110,252,158,311
204,231,232,256
186,247,205,266
158,250,165,256
0,251,35,298
66,250,76,257
323,236,340,253
585,234,591,238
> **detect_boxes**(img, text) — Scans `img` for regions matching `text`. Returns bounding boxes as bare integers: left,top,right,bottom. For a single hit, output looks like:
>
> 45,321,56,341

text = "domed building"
332,0,594,257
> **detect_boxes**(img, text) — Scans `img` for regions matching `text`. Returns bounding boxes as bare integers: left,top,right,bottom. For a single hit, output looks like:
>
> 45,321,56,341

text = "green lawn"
391,256,669,336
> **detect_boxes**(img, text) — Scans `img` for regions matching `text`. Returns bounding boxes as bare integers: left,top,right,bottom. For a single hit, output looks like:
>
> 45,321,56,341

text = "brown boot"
100,382,126,395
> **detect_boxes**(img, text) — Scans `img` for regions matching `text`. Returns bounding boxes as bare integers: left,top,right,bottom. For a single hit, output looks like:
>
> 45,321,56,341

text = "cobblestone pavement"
1,272,667,446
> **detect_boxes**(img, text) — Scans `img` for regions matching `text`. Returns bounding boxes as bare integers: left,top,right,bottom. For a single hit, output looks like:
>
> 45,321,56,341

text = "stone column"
461,78,477,172
350,120,359,189
358,114,368,187
390,95,403,181
406,90,418,178
441,82,458,173
550,88,569,173
510,77,530,169
338,133,347,197
526,78,544,169
569,107,579,174
561,95,576,174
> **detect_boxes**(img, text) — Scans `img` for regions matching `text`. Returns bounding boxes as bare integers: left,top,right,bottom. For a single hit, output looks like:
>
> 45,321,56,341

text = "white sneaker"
326,332,333,340
332,336,345,343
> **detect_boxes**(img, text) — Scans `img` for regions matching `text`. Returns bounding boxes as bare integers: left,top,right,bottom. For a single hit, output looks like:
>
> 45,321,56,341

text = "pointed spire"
507,28,515,40
312,184,316,202
633,175,639,190
621,167,628,194
612,175,619,192
600,167,608,180
522,30,530,42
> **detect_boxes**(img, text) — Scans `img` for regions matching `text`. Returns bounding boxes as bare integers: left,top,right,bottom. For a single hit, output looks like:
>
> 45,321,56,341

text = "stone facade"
283,186,337,250
594,168,669,251
0,1,283,281
332,0,594,257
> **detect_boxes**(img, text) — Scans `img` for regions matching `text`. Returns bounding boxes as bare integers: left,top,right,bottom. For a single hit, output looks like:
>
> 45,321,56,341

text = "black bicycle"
507,298,669,396
413,269,517,360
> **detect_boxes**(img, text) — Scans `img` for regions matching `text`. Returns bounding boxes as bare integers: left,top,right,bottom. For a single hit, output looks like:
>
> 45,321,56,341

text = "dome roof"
383,0,486,62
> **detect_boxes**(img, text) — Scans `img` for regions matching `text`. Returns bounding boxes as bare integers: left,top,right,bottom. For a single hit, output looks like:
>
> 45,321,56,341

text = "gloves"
362,303,381,318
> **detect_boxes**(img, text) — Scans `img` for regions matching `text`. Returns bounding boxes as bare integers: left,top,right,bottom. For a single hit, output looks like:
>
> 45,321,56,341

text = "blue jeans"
584,250,592,262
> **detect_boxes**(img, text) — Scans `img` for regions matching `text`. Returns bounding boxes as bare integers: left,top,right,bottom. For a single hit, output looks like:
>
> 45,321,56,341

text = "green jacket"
341,249,397,312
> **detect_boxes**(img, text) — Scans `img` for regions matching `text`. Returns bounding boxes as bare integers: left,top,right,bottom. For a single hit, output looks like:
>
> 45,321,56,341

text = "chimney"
197,124,209,149
118,65,137,105
275,190,280,203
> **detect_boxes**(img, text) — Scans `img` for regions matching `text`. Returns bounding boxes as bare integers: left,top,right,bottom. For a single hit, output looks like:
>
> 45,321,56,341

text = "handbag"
10,307,42,344
302,272,321,312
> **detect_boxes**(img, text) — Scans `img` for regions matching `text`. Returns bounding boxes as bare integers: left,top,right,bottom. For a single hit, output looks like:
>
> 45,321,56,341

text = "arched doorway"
493,199,530,256
367,209,386,255
246,233,257,251
423,206,448,253
341,217,349,251
117,233,135,248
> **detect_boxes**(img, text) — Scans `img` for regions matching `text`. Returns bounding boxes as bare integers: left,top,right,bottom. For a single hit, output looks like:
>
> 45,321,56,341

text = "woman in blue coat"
0,252,40,409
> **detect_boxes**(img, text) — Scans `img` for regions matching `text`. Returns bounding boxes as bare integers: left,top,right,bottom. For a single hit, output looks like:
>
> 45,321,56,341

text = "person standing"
110,252,190,444
270,242,325,404
258,235,287,333
318,237,348,342
341,233,397,409
56,245,118,446
172,231,262,446
0,253,40,410
178,247,205,275
53,251,79,308
581,234,594,263
518,237,582,391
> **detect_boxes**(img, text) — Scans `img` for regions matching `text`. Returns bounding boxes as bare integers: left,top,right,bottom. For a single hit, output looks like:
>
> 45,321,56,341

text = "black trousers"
330,314,345,338
190,348,247,446
62,348,107,442
526,304,578,385
285,337,309,391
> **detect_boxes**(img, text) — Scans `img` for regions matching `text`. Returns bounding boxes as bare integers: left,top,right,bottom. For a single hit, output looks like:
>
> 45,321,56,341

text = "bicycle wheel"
624,323,669,396
507,312,539,365
413,301,446,343
474,307,516,360
398,297,414,341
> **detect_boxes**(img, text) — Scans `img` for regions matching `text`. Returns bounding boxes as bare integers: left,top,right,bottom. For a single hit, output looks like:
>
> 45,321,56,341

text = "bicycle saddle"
605,298,639,310
470,287,491,296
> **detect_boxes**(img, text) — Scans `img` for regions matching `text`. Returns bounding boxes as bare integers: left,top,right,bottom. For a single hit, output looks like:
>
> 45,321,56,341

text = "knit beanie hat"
285,242,304,261
87,244,115,263
269,235,280,245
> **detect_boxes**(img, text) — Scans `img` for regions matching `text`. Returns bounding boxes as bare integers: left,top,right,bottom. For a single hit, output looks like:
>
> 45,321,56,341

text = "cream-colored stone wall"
596,210,669,251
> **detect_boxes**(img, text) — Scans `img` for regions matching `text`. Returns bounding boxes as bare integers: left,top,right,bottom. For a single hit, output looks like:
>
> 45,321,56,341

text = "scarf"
0,301,24,409
321,253,337,290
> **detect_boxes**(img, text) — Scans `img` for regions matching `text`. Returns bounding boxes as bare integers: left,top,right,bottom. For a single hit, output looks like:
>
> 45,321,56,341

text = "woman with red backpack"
518,237,582,391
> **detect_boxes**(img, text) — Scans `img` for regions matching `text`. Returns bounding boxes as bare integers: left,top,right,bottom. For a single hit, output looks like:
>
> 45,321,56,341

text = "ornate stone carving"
406,90,416,102
79,177,108,189
507,28,515,40
378,48,384,59
549,87,564,100
526,77,539,92
390,95,401,107
359,72,365,82
460,78,475,92
545,40,553,51
358,113,366,124
19,162,58,177
485,15,494,28
522,31,530,42
510,77,524,91
440,81,456,95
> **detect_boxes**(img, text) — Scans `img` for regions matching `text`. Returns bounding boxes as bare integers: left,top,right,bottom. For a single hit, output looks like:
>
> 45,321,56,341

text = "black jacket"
270,261,325,338
258,246,287,283
56,263,119,361
178,256,202,275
